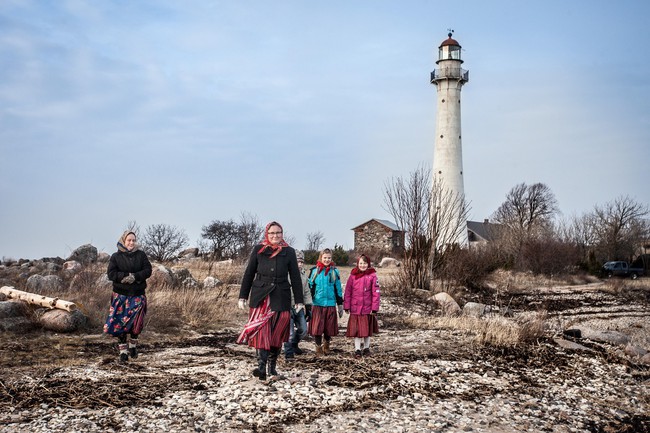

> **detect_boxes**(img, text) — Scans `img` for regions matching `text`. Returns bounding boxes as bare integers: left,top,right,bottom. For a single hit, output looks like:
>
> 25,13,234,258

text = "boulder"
641,353,650,365
26,274,64,293
0,300,29,319
0,316,36,332
178,248,199,259
553,338,594,352
203,276,221,289
624,343,648,358
171,267,198,288
94,273,113,290
572,326,630,347
149,265,174,288
38,309,87,332
431,292,461,316
463,302,491,318
97,252,111,263
67,244,98,265
63,261,82,272
377,257,401,268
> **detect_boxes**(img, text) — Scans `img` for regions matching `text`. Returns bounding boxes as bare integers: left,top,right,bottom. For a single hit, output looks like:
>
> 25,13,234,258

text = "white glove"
121,273,135,284
295,303,304,314
337,305,344,318
238,299,248,310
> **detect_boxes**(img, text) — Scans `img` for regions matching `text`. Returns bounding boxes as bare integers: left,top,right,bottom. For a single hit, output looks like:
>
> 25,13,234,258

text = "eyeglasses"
268,232,283,236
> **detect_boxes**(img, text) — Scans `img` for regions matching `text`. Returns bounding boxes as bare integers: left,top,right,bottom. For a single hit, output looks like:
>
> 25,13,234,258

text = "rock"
171,267,198,288
26,274,64,293
203,276,221,288
573,326,630,347
179,248,199,259
553,338,593,352
97,252,111,263
0,316,36,332
463,302,490,318
38,309,87,332
0,300,29,319
94,273,113,290
377,257,401,268
63,261,82,272
431,292,461,316
67,244,98,265
624,343,647,358
149,265,174,288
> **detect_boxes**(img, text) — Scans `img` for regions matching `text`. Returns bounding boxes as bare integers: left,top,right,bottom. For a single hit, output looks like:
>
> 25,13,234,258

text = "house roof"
351,218,401,232
467,220,499,242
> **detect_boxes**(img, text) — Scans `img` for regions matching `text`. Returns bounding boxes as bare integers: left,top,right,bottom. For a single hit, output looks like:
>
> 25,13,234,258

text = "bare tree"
558,213,600,272
237,212,263,258
592,195,649,262
201,219,239,260
383,165,469,291
140,224,189,262
124,220,141,235
491,182,559,262
306,231,325,251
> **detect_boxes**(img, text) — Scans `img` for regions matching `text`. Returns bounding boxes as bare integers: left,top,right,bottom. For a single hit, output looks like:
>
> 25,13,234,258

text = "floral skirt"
346,313,379,338
237,296,291,350
308,305,339,337
103,293,147,337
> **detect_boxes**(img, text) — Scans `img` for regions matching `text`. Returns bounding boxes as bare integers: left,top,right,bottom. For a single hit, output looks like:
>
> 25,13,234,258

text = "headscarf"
117,230,138,253
257,221,289,258
316,260,336,276
350,254,376,279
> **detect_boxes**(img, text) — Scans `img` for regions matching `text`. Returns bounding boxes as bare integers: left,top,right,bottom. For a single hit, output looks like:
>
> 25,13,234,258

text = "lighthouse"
431,31,469,245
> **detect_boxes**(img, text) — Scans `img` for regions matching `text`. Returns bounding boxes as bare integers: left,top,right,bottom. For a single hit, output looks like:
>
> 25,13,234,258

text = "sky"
1,0,649,260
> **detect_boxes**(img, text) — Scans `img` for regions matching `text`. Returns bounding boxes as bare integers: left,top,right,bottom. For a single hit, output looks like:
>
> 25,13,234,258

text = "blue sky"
1,0,649,260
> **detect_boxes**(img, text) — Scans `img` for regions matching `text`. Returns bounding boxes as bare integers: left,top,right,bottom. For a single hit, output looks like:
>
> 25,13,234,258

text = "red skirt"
308,305,339,337
346,314,379,338
237,297,291,350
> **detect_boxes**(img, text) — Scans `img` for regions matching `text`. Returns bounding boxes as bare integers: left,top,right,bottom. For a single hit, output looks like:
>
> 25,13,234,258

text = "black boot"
268,347,284,379
253,349,268,380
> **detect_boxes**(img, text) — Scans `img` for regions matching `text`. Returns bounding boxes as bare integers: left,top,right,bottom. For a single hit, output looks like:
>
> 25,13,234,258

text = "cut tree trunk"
0,286,78,312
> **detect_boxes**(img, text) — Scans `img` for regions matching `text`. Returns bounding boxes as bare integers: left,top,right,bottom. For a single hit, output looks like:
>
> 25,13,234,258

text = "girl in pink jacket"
343,254,381,358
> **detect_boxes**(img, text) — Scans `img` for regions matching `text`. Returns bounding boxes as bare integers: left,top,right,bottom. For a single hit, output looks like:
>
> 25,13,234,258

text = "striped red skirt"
308,305,339,337
346,314,379,338
237,296,291,350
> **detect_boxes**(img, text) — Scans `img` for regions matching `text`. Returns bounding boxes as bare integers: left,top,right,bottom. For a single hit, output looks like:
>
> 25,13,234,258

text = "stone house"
351,219,405,256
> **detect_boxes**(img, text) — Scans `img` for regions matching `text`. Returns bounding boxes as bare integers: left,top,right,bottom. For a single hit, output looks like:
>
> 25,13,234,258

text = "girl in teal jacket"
307,248,343,355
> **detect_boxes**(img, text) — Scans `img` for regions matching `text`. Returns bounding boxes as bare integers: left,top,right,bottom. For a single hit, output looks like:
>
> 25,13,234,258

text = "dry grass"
402,311,548,347
484,269,599,292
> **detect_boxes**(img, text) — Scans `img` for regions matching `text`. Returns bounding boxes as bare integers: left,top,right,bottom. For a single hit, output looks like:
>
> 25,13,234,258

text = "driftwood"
0,286,77,312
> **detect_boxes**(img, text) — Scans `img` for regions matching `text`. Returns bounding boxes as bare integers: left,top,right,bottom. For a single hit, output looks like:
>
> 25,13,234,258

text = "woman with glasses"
237,221,304,380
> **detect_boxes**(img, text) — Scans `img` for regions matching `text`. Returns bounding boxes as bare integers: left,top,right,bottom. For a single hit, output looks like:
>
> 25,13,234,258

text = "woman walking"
237,221,304,380
104,230,152,363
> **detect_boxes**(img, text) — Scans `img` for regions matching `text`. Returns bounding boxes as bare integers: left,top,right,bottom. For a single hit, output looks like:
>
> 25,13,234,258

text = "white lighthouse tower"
431,31,469,245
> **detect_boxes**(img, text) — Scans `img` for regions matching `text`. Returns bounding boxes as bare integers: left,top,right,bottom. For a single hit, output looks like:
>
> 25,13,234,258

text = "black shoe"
354,350,362,359
363,348,371,357
285,353,295,362
293,343,304,355
129,346,138,359
119,353,129,363
252,367,267,380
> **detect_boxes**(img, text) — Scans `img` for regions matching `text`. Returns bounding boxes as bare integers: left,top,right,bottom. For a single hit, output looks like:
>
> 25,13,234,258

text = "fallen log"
0,286,78,312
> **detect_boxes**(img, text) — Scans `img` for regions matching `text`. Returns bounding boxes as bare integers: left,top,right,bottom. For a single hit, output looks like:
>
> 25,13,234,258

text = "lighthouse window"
449,46,461,60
